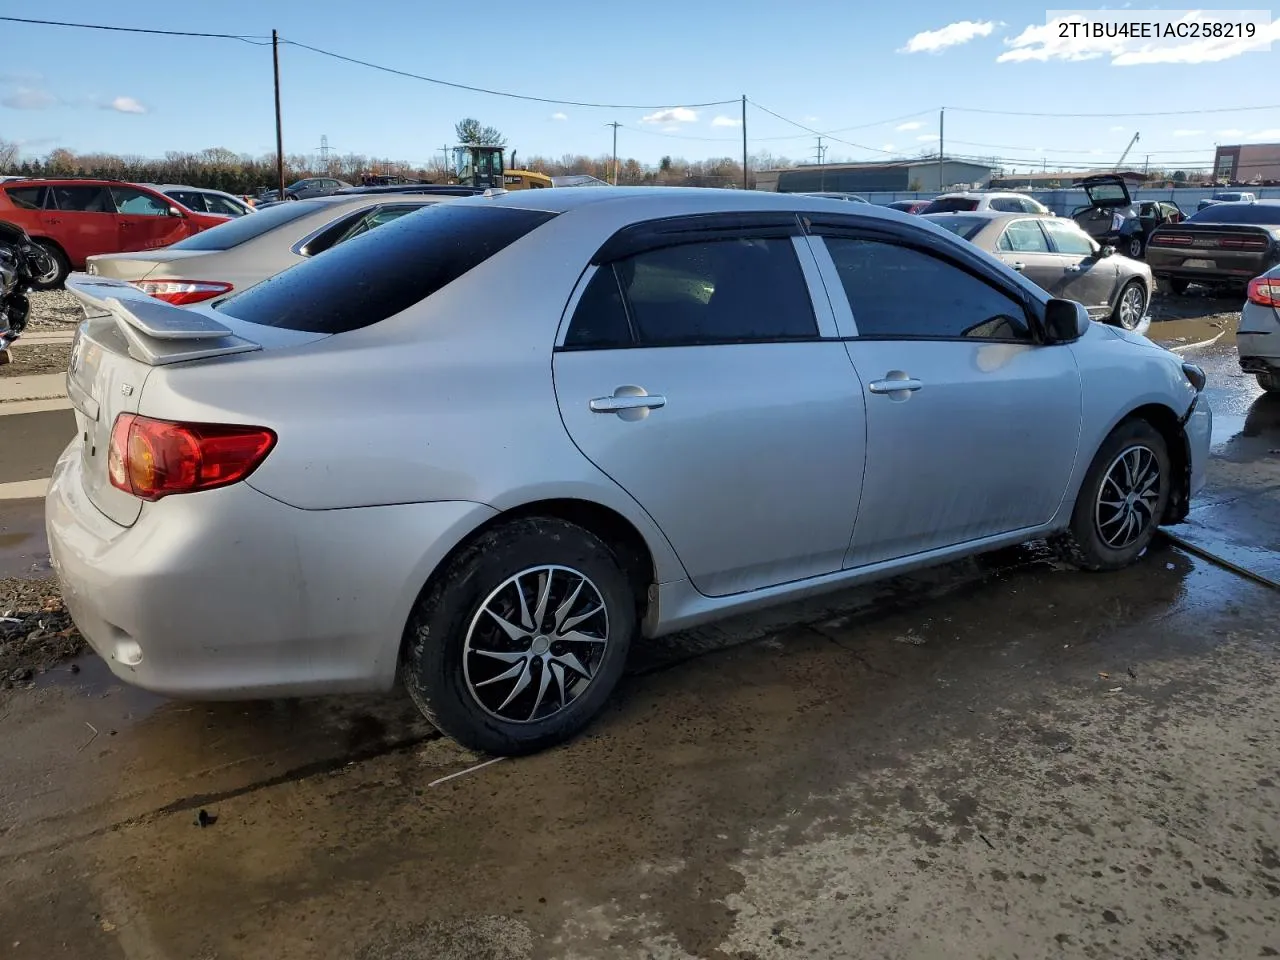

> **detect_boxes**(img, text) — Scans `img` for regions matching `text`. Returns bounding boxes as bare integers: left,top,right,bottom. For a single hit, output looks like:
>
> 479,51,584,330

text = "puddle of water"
1211,413,1247,449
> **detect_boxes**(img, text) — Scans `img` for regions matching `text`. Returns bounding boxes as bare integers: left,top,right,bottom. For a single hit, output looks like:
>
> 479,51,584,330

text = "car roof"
444,186,916,222
934,191,1036,200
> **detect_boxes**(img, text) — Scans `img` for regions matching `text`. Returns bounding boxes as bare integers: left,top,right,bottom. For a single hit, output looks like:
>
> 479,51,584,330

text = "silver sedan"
48,190,1211,755
924,211,1154,332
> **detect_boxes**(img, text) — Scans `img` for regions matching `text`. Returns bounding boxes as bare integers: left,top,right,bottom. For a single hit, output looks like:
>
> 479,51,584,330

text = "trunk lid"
1077,175,1133,209
64,274,325,527
86,249,215,282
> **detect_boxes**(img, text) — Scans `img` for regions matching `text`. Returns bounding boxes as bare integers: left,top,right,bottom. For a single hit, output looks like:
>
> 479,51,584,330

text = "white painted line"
428,756,506,787
0,478,50,501
12,331,76,345
0,397,73,417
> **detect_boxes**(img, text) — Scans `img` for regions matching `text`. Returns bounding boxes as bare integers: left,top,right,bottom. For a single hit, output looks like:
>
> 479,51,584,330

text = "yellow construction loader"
449,145,553,190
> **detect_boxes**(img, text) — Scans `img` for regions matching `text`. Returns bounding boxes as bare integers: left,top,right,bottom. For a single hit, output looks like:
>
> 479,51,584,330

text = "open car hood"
1076,174,1133,209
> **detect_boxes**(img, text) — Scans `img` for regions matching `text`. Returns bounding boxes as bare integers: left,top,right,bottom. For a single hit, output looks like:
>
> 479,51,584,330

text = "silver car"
924,211,1154,332
1241,266,1280,392
47,190,1212,756
150,185,255,218
85,195,444,304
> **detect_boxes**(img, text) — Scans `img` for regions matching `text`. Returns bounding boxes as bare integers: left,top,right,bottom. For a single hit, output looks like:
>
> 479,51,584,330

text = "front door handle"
868,376,924,395
1063,265,1083,273
1010,261,1026,272
590,386,666,421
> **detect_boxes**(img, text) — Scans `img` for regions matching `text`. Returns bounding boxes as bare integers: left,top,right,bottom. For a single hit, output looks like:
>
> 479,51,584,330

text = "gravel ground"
23,289,84,330
0,341,73,378
0,577,83,688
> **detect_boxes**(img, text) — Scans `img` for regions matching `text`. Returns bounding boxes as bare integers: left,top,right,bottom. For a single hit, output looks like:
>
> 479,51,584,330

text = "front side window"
50,185,112,213
204,194,247,217
111,186,170,216
824,237,1031,341
997,219,1050,253
1042,220,1095,256
168,191,206,212
607,238,817,346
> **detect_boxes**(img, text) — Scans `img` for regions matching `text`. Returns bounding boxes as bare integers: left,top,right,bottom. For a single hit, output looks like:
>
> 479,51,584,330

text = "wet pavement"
1,307,1279,959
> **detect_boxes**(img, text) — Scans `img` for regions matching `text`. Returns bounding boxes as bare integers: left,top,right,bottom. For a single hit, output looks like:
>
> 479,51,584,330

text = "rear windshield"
168,200,321,251
922,215,988,240
1187,203,1280,225
216,203,556,333
920,197,979,214
1084,182,1128,203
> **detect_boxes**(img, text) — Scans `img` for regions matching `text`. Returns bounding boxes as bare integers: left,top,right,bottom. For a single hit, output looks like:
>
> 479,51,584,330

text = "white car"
921,192,1051,215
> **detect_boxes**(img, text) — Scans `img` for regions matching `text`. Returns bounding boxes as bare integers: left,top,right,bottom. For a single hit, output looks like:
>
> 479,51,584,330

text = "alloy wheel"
463,565,610,724
1117,285,1145,330
1094,444,1162,548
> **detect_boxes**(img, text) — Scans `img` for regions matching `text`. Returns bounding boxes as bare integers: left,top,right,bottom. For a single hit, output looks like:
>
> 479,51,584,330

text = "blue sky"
1,1,1278,172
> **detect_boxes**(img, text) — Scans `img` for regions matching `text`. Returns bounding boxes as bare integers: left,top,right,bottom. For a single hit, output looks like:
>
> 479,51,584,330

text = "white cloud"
1216,128,1245,137
106,96,147,114
1246,128,1280,140
803,115,819,123
1109,125,1126,132
1000,12,1280,65
550,111,567,121
895,120,923,131
1172,129,1203,137
641,107,697,124
900,20,996,54
2,86,57,110
916,133,938,142
711,115,742,128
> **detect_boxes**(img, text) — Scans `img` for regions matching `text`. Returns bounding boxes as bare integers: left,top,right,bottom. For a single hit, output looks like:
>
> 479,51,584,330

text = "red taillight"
1219,237,1268,250
108,414,276,501
1247,276,1280,307
1150,233,1193,247
130,279,234,305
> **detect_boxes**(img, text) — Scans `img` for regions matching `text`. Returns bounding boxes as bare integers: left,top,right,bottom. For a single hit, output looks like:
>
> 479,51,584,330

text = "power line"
747,100,898,156
282,39,737,110
0,15,269,42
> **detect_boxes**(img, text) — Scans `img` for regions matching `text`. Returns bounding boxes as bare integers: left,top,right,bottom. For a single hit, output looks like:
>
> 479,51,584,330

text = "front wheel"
1125,236,1144,259
1111,280,1147,331
1056,419,1172,571
1259,371,1280,393
403,518,635,756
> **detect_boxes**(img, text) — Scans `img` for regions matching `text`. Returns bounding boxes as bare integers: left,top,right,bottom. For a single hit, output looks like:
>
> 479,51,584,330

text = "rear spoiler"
65,274,260,366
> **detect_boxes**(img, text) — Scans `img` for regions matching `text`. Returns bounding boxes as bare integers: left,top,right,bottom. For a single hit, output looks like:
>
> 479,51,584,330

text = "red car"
887,199,931,215
0,178,230,289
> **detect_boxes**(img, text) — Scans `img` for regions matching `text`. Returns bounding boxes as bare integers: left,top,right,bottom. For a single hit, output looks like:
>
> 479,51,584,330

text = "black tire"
1125,235,1144,259
1056,418,1172,572
1110,279,1146,331
402,517,635,756
1259,371,1280,394
1166,278,1190,295
29,241,69,291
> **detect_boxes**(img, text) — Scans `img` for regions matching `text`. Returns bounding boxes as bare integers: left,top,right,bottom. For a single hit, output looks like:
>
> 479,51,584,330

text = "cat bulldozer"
449,145,553,190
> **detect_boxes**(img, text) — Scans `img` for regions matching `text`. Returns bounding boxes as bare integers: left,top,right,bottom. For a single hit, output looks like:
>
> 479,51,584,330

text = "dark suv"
1072,175,1183,260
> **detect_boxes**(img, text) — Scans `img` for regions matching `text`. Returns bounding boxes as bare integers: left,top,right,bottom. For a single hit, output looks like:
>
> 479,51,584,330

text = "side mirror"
168,206,185,218
1043,298,1090,344
1099,245,1115,258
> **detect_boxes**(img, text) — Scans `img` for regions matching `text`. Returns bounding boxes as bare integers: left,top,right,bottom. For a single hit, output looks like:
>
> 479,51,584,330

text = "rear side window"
217,204,555,333
168,200,321,251
925,216,987,240
988,198,1022,213
4,186,46,210
997,220,1050,253
1042,220,1095,255
50,185,113,212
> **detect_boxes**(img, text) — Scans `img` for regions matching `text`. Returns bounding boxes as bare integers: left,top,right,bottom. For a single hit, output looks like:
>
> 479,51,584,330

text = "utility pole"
605,121,621,185
272,29,285,197
318,134,330,170
816,136,827,190
438,144,451,180
741,94,748,190
937,107,944,192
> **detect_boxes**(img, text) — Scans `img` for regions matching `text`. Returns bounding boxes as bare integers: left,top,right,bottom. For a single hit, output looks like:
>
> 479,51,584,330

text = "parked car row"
50,188,1211,756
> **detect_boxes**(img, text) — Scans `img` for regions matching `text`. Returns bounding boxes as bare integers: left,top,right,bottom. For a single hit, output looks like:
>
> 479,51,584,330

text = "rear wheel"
1259,371,1280,393
1056,419,1172,571
1111,280,1146,331
1125,235,1144,259
402,518,635,755
1166,278,1190,295
29,241,69,291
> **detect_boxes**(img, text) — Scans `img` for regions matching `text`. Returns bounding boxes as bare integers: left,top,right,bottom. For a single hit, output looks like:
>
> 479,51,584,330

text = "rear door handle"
1010,261,1026,272
868,378,923,394
590,386,666,420
1064,265,1083,273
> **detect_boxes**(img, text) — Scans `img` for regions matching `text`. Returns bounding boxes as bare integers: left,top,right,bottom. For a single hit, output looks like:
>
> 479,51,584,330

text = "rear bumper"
1148,251,1276,283
45,439,496,699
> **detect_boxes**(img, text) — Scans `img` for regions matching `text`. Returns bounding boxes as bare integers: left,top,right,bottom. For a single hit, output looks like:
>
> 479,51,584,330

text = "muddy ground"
0,577,82,686
0,341,74,379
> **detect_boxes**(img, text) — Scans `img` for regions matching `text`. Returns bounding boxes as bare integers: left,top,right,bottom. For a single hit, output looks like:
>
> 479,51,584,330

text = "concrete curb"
0,373,69,405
